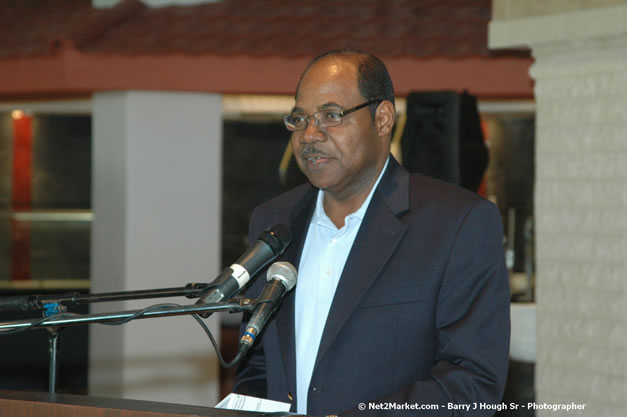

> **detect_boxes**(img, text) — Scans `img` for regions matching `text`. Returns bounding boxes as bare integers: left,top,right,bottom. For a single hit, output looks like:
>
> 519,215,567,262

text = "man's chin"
304,174,333,191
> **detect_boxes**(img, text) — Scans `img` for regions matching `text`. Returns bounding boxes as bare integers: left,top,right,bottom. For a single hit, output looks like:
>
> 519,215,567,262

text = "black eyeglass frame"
283,99,383,131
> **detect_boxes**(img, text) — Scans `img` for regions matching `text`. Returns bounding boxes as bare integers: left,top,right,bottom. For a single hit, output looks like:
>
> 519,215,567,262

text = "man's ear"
375,100,396,137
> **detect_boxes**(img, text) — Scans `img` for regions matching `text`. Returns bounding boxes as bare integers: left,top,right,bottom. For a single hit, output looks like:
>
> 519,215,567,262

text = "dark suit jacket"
233,157,510,417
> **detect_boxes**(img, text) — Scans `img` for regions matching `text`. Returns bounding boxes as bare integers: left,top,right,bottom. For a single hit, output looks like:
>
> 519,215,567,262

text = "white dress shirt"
294,158,389,415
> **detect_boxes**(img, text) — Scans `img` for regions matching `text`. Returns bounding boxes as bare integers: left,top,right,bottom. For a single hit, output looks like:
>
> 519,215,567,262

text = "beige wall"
491,2,627,417
90,91,222,407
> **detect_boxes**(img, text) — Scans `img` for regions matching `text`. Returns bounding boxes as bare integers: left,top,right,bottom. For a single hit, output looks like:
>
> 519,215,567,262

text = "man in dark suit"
233,49,510,417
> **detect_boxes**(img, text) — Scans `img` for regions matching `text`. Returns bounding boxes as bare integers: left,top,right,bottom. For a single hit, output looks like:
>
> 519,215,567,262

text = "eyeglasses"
283,99,382,132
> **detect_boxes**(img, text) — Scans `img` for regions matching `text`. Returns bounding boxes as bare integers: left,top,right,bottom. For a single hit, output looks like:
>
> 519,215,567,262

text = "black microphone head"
266,261,297,291
258,224,291,256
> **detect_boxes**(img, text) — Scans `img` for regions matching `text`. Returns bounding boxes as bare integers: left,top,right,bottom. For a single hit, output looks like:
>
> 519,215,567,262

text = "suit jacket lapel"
313,158,410,372
275,186,317,398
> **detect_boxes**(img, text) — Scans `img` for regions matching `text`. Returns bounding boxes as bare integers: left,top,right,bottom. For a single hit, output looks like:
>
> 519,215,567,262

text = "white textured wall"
531,38,627,416
490,3,627,416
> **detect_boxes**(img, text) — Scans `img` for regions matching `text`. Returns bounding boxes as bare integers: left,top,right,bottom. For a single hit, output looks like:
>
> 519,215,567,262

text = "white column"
531,38,627,417
89,91,222,407
490,3,627,416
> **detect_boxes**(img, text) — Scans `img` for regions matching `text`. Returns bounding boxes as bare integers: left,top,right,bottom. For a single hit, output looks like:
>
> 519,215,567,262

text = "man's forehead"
294,58,360,111
308,55,357,75
297,57,358,93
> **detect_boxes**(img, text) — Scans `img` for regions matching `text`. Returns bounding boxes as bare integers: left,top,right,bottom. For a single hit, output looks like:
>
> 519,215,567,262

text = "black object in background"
401,91,488,192
221,120,306,271
31,114,92,209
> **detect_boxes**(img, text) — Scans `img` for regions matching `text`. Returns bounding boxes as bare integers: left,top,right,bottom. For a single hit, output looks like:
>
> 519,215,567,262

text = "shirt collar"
311,156,390,228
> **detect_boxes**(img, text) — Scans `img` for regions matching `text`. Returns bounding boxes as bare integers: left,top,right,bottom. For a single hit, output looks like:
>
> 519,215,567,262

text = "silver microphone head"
266,261,297,291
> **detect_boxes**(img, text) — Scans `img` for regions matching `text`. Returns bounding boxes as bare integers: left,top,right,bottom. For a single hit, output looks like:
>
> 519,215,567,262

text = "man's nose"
300,116,325,143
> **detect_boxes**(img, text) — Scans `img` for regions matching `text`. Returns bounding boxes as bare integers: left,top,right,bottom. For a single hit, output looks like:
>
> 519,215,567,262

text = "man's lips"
302,154,332,167
305,154,328,161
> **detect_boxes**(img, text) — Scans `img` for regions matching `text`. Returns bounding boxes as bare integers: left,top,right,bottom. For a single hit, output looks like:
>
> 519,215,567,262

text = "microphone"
195,224,291,308
239,261,297,354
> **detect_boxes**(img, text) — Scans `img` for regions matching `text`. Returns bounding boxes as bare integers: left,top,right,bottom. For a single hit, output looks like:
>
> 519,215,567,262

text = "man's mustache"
300,145,329,159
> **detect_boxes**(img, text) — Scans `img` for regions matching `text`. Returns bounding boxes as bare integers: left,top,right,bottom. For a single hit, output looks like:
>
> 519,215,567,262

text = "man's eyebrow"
291,102,343,113
318,102,343,110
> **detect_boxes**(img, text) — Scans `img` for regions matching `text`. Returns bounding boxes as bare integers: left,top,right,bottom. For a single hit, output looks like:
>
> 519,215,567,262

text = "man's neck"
322,157,389,228
322,190,369,229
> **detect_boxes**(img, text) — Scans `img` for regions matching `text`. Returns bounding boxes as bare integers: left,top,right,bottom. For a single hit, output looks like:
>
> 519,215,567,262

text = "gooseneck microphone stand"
0,284,255,394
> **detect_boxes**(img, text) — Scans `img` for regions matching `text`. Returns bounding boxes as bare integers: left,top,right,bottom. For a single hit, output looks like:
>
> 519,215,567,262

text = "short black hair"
296,48,395,119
